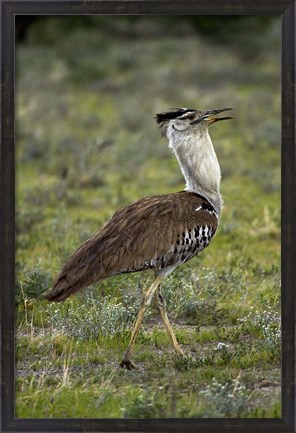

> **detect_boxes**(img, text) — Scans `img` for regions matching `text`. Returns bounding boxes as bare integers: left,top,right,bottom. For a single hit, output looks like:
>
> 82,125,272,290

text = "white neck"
169,130,223,215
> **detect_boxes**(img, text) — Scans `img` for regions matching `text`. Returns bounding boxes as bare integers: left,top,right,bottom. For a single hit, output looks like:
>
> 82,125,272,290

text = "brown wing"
45,192,218,301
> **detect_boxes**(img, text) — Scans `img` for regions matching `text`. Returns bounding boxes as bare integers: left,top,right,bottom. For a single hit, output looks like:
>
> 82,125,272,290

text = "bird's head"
156,107,233,141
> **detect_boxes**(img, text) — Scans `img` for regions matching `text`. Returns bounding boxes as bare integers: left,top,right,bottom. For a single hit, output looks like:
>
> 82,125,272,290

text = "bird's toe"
119,358,137,370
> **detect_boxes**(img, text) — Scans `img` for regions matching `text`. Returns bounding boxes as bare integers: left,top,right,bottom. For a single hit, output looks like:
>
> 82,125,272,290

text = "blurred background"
15,16,281,418
15,16,281,267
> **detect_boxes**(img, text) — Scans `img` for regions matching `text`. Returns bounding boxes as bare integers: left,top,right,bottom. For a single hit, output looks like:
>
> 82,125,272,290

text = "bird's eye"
187,114,195,121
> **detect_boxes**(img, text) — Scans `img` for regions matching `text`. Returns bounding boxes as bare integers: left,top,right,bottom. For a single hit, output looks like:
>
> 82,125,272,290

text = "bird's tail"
44,269,96,302
44,235,103,302
44,275,75,302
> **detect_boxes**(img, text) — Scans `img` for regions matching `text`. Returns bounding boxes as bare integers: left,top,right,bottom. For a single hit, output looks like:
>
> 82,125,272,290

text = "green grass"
15,16,281,418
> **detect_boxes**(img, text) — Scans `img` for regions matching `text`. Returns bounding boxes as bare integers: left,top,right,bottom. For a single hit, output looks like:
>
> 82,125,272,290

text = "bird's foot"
119,358,137,370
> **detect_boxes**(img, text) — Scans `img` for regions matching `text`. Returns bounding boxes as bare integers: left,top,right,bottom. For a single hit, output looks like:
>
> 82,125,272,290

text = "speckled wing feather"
45,191,218,301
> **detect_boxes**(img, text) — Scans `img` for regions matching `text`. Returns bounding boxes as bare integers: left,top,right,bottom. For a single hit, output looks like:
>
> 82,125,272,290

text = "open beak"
191,108,233,125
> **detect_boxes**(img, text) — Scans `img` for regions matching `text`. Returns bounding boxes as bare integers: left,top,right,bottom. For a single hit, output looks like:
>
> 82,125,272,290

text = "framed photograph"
1,1,295,432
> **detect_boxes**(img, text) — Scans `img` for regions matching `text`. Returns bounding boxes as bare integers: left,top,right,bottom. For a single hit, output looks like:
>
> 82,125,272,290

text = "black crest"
155,108,196,125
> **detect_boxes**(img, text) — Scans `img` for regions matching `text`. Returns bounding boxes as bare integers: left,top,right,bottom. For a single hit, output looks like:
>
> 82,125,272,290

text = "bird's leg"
154,287,184,356
120,275,163,370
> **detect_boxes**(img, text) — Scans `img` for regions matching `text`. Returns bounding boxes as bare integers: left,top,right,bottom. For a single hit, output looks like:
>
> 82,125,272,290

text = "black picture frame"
0,1,295,432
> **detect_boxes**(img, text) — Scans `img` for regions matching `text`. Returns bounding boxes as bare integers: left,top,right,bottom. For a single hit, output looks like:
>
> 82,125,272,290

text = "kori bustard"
45,107,233,369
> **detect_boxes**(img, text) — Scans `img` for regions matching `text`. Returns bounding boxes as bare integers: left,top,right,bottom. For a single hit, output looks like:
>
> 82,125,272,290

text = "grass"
15,16,281,418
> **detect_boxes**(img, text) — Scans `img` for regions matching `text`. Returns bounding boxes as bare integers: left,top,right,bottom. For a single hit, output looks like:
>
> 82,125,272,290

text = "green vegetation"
15,16,281,418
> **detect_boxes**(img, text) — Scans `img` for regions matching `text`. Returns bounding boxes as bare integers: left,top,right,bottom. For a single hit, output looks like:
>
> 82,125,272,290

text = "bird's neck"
170,131,223,215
